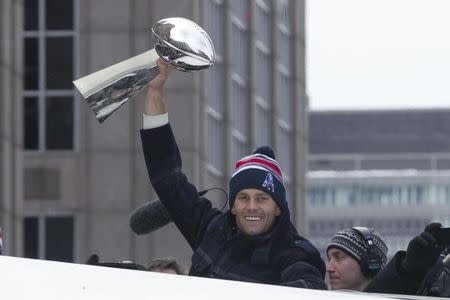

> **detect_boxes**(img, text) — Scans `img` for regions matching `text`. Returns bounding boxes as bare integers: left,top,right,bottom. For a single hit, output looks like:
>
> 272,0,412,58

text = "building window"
230,0,250,22
278,70,293,124
434,185,450,205
256,99,270,146
307,183,430,207
276,0,294,202
276,0,293,83
24,215,74,262
231,22,248,79
205,0,225,174
255,1,271,146
255,0,271,45
308,186,336,206
206,109,224,173
232,132,248,165
276,0,294,125
23,0,77,151
231,78,249,163
230,2,250,164
277,124,293,177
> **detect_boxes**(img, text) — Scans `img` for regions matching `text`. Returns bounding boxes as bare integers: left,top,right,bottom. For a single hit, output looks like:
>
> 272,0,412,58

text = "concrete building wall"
16,0,308,269
0,0,24,255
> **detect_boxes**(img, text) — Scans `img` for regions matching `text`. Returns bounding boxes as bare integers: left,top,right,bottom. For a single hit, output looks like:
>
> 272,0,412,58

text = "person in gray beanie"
327,223,447,295
326,226,388,291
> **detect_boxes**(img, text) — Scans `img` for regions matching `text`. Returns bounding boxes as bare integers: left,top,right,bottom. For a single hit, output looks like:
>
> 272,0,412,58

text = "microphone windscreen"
129,200,172,235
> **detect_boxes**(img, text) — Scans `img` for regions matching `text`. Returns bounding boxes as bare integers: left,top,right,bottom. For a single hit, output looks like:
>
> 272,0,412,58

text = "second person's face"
326,248,368,291
231,188,281,236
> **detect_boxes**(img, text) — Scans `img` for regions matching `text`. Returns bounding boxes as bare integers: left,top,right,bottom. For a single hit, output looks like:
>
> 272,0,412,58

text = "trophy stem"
74,49,160,123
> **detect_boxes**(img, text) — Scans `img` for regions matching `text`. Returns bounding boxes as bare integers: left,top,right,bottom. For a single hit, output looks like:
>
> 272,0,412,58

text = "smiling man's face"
231,188,281,236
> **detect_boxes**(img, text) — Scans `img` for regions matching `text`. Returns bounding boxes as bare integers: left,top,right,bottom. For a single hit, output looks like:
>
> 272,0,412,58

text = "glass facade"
203,0,298,209
205,0,225,173
276,0,294,206
24,216,74,262
11,0,308,265
230,3,250,164
23,0,76,151
307,184,450,207
307,174,450,258
255,0,271,146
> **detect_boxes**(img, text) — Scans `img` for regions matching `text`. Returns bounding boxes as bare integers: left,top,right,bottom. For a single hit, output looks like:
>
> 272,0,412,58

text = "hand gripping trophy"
73,17,216,123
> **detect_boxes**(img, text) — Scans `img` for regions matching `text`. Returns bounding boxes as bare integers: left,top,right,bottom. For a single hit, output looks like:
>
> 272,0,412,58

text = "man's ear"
275,206,281,216
231,207,236,215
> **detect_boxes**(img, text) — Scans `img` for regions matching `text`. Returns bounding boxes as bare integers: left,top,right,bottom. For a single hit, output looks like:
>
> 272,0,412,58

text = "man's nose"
326,261,335,273
246,198,258,210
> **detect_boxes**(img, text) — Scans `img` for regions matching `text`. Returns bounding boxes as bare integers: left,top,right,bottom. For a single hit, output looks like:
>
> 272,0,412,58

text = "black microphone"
129,188,228,235
129,200,172,235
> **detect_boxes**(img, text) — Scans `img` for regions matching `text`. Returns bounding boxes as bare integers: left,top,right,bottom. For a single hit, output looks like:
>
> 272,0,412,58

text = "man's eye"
336,255,346,261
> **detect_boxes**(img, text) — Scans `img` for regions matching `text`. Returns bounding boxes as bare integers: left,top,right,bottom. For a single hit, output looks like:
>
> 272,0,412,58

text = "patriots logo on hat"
262,173,275,192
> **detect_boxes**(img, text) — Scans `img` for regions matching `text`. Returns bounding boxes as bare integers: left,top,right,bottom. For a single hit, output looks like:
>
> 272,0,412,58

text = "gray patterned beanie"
326,227,388,266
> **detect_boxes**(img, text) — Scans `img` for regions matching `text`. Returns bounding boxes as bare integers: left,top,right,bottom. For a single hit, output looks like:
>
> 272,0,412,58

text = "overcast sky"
306,0,450,110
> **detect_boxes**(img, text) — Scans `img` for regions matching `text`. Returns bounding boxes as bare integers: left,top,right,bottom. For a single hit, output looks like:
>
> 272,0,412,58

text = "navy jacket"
140,124,327,289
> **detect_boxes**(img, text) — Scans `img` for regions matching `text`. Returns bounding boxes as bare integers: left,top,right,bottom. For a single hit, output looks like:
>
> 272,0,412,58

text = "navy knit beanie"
229,145,286,209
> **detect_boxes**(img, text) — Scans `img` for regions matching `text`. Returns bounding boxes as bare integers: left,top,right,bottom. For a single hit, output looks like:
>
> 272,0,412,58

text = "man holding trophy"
74,17,326,289
138,57,326,289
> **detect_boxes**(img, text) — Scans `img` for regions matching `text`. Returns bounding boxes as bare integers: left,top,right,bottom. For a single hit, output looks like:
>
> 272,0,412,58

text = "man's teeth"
245,216,261,221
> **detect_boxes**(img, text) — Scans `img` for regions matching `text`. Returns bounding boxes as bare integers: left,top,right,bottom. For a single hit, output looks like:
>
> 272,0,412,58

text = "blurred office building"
1,0,308,266
308,110,450,257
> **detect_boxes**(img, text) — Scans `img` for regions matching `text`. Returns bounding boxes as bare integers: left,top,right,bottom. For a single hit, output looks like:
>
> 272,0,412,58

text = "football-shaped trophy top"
152,17,216,71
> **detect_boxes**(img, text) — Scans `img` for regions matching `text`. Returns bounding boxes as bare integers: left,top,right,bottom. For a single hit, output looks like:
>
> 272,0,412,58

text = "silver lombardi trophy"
73,17,216,123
